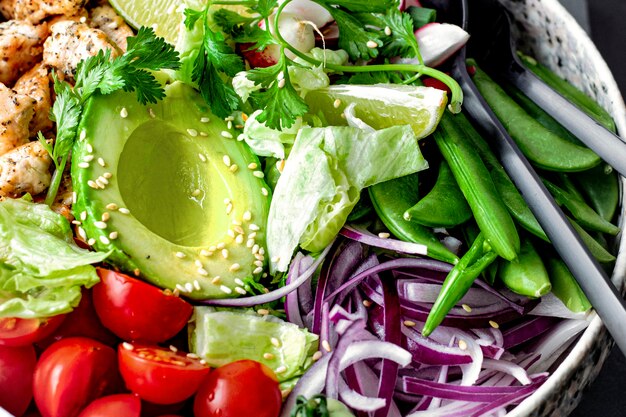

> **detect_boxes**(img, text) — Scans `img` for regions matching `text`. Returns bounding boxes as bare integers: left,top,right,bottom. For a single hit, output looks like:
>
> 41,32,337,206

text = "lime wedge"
108,0,185,44
305,84,448,138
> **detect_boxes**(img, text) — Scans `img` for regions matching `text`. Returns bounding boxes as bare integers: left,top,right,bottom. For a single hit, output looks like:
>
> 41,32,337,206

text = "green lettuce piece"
238,109,303,159
189,307,318,382
267,124,429,272
0,198,108,318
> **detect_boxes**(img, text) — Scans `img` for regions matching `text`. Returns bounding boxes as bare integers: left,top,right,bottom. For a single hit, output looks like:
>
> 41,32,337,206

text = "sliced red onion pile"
279,235,591,417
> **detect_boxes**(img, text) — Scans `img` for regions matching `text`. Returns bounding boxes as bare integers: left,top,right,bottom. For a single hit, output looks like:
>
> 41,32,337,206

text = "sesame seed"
220,285,232,294
232,219,242,226
80,211,87,221
276,159,285,173
242,211,252,221
253,267,263,274
235,286,246,295
462,304,472,313
77,227,87,240
225,116,235,122
227,229,236,238
271,337,281,347
200,117,210,123
175,252,186,259
221,249,229,259
233,225,244,235
79,16,87,23
248,232,257,239
176,283,187,293
229,263,241,272
187,352,200,359
277,71,285,81
322,340,331,352
95,179,106,188
489,320,500,329
86,144,94,153
216,243,225,250
211,276,222,285
235,278,245,286
384,26,392,36
312,351,323,361
187,128,198,137
229,164,239,173
261,188,269,196
109,232,118,240
88,180,98,189
192,189,201,197
200,249,211,257
72,192,77,204
72,220,81,226
78,162,90,169
88,238,96,246
199,359,207,365
458,339,468,350
363,300,372,307
198,153,207,162
247,239,256,248
122,342,134,351
103,172,113,179
252,244,260,253
254,260,264,267
333,99,342,108
200,131,208,137
249,224,260,231
194,280,201,290
194,260,203,268
148,108,156,118
185,283,194,292
255,254,265,261
271,256,280,263
223,155,231,167
101,212,110,222
235,235,244,244
253,171,264,178
133,269,141,276
263,352,275,360
248,163,258,170
94,221,107,229
223,198,231,205
378,232,390,239
259,248,265,255
403,320,417,327
257,309,269,315
198,268,209,276
221,131,233,139
227,120,233,130
226,203,233,214
79,130,86,141
83,155,94,162
99,236,110,245
275,365,287,374
277,79,286,88
97,158,106,167
366,40,378,48
118,208,130,214
120,107,128,118
169,345,178,353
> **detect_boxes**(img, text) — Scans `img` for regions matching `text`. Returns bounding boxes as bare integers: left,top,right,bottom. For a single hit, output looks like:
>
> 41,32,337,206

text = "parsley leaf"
48,78,81,164
252,0,278,19
378,8,420,58
328,8,381,61
213,8,275,51
247,54,308,130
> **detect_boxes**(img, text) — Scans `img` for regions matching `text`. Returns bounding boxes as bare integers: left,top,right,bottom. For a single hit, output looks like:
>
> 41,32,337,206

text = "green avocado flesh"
72,81,271,299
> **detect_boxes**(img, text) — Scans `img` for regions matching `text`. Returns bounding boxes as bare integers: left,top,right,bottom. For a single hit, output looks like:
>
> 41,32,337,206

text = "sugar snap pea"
404,160,472,228
518,52,617,133
469,60,601,172
347,190,373,222
434,113,520,261
498,237,551,298
569,218,616,264
423,233,498,337
573,164,620,222
545,256,592,313
369,174,459,264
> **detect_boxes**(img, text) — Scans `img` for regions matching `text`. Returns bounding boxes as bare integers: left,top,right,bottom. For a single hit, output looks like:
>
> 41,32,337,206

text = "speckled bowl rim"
502,0,626,416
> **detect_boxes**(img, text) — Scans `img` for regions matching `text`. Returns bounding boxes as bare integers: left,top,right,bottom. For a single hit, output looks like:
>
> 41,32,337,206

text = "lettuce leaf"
0,198,108,318
267,123,428,272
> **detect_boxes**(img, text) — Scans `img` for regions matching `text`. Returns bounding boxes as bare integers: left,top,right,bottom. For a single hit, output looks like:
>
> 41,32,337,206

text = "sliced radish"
280,0,334,28
415,23,469,67
399,0,422,11
239,43,281,68
271,12,316,60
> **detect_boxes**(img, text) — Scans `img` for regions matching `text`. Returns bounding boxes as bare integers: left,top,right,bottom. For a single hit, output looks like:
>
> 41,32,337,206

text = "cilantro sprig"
41,27,180,206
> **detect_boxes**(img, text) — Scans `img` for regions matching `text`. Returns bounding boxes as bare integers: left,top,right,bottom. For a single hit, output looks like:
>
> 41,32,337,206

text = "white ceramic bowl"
499,0,626,416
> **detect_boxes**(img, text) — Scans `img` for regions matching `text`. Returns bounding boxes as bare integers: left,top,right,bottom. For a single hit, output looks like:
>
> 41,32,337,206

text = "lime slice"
305,84,448,138
108,0,186,44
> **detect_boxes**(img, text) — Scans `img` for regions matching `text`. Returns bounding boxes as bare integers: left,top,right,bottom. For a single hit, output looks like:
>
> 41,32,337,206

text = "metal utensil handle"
504,65,626,177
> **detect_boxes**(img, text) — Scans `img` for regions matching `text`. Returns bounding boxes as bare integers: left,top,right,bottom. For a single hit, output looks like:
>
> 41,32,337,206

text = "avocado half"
72,81,271,299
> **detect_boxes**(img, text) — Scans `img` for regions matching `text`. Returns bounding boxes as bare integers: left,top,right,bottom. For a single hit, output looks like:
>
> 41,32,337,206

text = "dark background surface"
569,1,626,416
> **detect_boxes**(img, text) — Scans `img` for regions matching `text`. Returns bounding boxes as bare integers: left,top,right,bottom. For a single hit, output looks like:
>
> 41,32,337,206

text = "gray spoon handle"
503,63,626,178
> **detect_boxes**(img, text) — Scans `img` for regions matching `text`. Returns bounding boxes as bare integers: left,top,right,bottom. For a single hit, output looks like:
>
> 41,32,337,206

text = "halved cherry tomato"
38,290,118,349
193,360,281,417
0,344,36,416
118,343,210,405
93,269,193,343
33,337,121,417
77,394,141,417
0,315,66,346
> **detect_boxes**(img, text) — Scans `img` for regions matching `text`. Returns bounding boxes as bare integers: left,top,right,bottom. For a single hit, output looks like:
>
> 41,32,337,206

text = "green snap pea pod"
500,81,582,146
569,218,616,263
498,237,551,298
518,52,617,133
454,112,548,241
462,221,498,286
404,160,472,228
434,113,520,261
543,179,620,235
469,60,601,172
573,164,620,222
368,174,459,265
545,256,592,313
347,190,373,222
556,173,585,202
423,233,498,336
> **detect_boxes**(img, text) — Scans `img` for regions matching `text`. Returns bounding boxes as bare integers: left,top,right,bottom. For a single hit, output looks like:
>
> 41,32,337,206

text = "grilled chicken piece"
0,20,48,86
0,82,35,156
43,20,119,79
0,0,87,24
0,140,52,197
13,63,52,136
89,5,134,52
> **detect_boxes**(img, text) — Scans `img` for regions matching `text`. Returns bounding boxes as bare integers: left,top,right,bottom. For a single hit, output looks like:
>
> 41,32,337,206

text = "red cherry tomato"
77,394,141,417
93,269,193,343
38,290,118,349
0,315,66,346
193,360,281,417
422,76,452,94
0,344,36,416
33,337,121,417
118,343,210,405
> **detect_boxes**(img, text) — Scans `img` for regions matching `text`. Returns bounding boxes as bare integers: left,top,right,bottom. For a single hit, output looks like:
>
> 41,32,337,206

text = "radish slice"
399,0,422,11
415,22,470,67
280,0,334,28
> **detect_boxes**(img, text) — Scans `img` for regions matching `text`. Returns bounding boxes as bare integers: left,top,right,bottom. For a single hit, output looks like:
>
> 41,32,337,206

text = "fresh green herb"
185,4,244,118
377,8,421,60
291,395,330,417
41,27,180,206
325,8,381,61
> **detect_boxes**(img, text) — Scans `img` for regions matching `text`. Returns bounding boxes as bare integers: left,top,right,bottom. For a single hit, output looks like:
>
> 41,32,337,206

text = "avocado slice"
71,81,271,299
